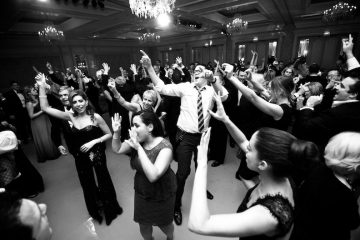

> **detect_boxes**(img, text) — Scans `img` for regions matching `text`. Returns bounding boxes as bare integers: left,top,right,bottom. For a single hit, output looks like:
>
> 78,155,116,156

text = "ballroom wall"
0,22,359,91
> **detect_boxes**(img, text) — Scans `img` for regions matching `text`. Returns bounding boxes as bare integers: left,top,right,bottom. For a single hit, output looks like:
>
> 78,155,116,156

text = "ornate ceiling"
2,0,358,41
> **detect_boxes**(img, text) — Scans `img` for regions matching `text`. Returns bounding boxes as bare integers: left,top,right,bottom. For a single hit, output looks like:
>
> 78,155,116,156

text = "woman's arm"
79,113,112,152
228,76,284,120
137,146,172,183
36,73,71,121
188,128,279,238
108,81,140,112
208,93,249,152
26,102,43,119
111,113,132,154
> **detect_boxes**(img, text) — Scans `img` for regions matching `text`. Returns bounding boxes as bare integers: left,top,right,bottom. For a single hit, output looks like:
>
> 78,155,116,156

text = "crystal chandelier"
226,16,248,33
38,23,65,43
138,33,160,42
323,1,357,22
129,0,176,19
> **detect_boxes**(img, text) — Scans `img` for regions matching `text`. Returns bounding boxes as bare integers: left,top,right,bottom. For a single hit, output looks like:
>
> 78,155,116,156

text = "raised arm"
343,34,360,70
36,73,71,121
140,50,163,87
228,74,284,120
107,79,141,113
208,92,249,152
111,113,132,154
188,128,278,237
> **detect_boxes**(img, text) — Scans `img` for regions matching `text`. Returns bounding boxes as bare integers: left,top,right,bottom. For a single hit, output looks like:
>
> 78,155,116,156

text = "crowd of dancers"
1,33,360,240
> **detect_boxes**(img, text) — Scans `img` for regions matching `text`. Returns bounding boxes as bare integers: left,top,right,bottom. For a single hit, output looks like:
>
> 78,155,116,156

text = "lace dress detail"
237,185,294,240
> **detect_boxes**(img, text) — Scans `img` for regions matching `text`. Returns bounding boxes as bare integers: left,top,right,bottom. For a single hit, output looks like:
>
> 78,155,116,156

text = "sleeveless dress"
131,138,177,226
237,185,294,240
30,102,60,162
71,125,122,224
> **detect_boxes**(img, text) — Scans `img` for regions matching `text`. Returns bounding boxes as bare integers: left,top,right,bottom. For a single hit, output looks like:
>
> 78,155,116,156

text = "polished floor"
22,117,360,240
25,132,244,240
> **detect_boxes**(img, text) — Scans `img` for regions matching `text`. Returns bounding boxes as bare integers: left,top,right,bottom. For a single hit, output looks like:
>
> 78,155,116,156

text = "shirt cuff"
300,106,314,111
347,57,360,71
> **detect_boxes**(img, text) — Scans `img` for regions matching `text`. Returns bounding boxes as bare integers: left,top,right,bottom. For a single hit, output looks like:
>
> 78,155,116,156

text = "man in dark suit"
3,81,29,142
293,34,360,152
48,86,75,155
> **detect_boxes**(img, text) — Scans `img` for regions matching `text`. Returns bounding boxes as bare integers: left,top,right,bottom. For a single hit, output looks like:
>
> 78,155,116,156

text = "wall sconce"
253,36,258,42
323,30,330,36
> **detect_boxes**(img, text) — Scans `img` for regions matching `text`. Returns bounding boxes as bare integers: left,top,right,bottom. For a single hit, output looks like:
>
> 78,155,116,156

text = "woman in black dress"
37,73,122,225
111,110,176,240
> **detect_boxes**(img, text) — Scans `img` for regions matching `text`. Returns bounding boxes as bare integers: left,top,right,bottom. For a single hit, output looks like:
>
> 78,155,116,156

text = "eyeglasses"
327,74,339,79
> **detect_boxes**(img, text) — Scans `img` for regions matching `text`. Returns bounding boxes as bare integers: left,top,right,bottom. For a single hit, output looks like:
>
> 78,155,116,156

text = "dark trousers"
174,129,202,210
74,146,120,218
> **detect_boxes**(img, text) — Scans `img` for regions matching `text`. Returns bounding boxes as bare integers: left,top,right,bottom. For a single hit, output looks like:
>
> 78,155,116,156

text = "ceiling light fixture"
157,13,171,27
138,33,160,42
322,1,357,22
129,0,176,19
226,15,248,33
38,22,65,43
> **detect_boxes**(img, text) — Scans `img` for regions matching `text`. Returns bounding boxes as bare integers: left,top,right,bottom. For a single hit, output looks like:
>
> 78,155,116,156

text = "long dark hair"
69,90,95,122
254,128,298,178
132,110,164,137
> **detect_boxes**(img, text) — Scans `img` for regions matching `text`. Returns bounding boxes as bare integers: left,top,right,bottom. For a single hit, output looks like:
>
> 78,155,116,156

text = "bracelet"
114,94,120,99
39,96,47,98
113,134,119,140
99,137,103,143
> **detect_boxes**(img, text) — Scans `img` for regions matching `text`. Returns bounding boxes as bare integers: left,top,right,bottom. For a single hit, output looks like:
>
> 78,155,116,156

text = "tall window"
268,41,277,57
238,44,246,60
298,39,310,57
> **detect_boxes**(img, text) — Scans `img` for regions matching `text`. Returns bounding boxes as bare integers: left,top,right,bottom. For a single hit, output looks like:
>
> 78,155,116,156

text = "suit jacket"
3,90,24,116
293,101,360,152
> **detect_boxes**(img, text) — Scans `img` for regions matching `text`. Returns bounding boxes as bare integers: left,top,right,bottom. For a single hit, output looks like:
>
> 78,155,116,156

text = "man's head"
155,60,161,66
153,65,160,74
114,76,126,86
10,81,20,92
326,69,341,84
0,191,52,240
193,65,208,87
58,86,71,107
309,63,320,75
333,72,360,101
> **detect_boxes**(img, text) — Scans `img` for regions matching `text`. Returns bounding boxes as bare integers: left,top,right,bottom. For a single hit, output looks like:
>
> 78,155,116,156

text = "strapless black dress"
72,125,122,225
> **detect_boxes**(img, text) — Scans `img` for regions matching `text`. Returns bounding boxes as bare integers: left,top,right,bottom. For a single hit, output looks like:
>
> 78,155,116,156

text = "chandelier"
138,33,160,42
226,16,248,33
129,0,176,18
38,23,64,43
323,1,357,22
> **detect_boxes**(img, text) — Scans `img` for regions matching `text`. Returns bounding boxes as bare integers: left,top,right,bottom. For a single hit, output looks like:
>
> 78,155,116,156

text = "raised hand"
139,50,152,69
342,34,353,56
111,113,122,133
102,63,110,74
306,94,323,108
125,127,141,150
130,64,137,74
222,63,234,78
197,127,211,167
107,78,116,91
204,69,214,83
214,59,220,66
208,91,229,122
35,73,46,86
176,57,182,65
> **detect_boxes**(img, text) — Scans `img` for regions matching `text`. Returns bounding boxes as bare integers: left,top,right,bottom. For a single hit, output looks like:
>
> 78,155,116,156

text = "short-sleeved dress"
237,185,294,240
131,138,177,226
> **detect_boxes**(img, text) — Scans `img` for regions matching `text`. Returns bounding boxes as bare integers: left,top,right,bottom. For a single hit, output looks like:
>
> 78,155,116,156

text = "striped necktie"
196,86,205,133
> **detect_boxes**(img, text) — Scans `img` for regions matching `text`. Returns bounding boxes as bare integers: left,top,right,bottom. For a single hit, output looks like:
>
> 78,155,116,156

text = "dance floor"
22,114,360,240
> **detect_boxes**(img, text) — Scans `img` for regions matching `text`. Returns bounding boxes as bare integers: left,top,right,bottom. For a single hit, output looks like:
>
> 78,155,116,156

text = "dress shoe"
211,161,222,167
174,209,182,225
206,190,214,200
